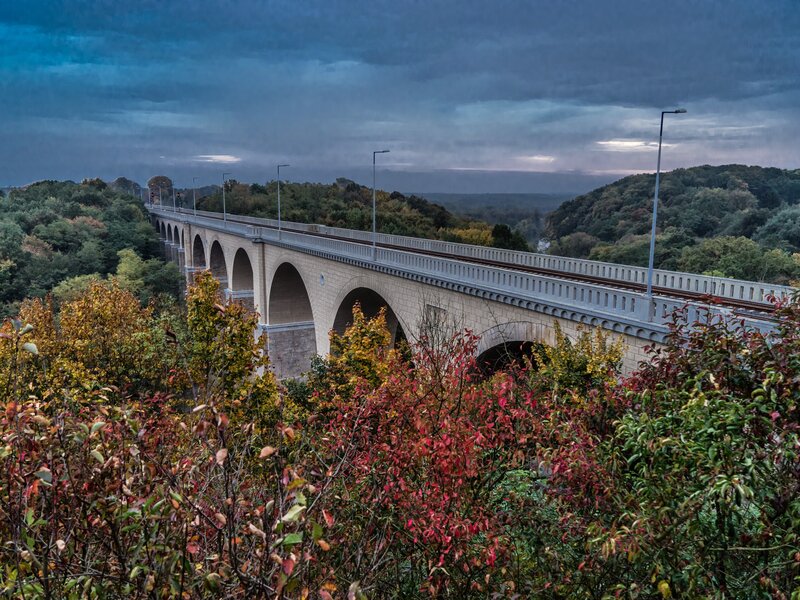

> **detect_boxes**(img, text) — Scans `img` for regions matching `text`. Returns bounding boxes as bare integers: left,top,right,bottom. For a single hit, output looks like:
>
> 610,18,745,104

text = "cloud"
1,1,798,189
596,140,675,152
193,155,241,164
520,155,557,164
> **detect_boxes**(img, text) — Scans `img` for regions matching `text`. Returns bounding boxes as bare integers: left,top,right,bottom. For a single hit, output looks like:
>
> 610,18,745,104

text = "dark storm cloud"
1,0,798,190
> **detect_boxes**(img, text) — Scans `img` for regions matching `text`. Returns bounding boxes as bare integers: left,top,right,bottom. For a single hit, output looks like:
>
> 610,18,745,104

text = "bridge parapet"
163,207,793,305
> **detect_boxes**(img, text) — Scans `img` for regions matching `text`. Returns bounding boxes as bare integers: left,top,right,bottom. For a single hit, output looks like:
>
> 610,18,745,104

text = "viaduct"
149,206,790,378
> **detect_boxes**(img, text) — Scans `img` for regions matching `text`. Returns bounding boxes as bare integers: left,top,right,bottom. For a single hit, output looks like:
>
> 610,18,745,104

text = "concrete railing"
156,206,794,305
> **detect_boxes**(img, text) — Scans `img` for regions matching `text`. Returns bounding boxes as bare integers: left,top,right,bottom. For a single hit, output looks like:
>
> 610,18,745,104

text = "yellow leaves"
16,281,169,397
185,272,278,432
532,322,624,393
657,580,672,598
312,303,399,412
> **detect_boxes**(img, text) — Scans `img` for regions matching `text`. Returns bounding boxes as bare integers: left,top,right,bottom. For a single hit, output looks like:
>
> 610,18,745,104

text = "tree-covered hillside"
546,165,800,284
420,192,570,245
0,179,181,317
186,178,529,250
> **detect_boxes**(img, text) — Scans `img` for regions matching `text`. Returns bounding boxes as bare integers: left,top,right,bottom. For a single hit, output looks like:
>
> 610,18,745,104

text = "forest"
546,164,800,284
0,180,182,317
184,178,530,251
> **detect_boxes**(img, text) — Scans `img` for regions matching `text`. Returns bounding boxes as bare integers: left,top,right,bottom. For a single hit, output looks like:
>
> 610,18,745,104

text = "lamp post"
646,108,686,298
172,187,176,212
192,177,198,217
277,164,289,238
372,149,390,259
222,172,231,224
158,186,163,207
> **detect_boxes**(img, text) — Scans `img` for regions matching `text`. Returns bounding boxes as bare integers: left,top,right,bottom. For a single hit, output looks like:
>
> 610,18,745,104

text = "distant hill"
545,164,800,284
419,192,570,245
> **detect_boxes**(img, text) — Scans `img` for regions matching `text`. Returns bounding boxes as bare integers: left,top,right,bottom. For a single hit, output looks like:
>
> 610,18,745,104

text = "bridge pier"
229,289,255,312
262,322,317,379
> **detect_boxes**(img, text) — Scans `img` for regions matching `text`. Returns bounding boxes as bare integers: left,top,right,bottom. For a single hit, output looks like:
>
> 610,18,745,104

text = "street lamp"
192,177,199,217
372,149,390,259
172,187,176,212
222,172,231,224
646,108,686,298
277,164,290,238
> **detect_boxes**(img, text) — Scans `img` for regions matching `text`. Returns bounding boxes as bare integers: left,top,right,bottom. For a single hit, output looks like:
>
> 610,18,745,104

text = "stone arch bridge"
151,206,789,378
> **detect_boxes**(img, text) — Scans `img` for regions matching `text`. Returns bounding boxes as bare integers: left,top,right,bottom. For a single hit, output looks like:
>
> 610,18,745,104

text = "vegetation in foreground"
1,271,798,598
546,164,800,284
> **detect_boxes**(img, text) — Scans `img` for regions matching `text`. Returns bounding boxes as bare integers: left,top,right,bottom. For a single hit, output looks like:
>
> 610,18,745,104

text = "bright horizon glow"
193,155,242,164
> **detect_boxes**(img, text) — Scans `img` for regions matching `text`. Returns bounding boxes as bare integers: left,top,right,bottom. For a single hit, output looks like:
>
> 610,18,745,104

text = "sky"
1,0,798,193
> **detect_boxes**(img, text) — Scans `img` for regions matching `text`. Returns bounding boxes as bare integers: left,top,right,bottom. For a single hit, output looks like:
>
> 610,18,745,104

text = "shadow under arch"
269,262,314,325
231,248,255,310
209,240,228,289
474,321,545,377
332,287,406,346
192,235,206,268
475,340,540,377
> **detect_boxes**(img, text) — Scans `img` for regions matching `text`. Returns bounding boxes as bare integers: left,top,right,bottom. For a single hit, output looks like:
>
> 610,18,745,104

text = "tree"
147,175,174,205
678,236,800,283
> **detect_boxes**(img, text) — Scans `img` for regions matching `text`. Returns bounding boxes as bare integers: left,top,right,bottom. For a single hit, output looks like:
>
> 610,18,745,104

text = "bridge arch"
269,262,315,325
160,222,167,240
209,240,228,289
192,235,207,269
332,286,407,346
475,321,545,375
231,248,255,310
265,262,318,379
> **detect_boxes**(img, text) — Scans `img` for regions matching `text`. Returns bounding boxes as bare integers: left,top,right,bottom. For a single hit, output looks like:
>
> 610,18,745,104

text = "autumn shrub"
0,272,345,599
0,281,173,402
316,311,626,597
2,269,799,599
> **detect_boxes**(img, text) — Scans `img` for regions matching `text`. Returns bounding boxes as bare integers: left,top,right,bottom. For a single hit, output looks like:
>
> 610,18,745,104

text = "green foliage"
547,164,800,283
677,236,800,284
115,248,183,304
51,273,103,304
194,179,529,249
491,223,529,250
0,180,174,316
